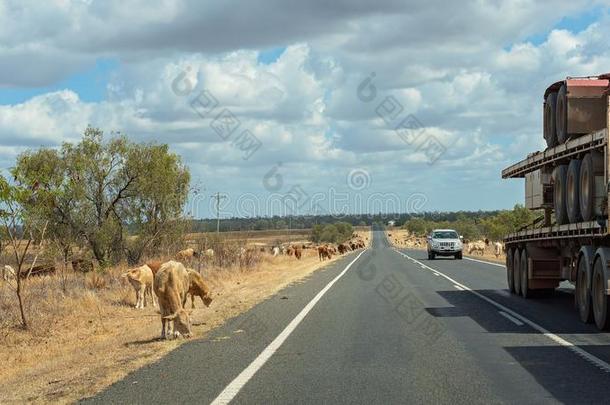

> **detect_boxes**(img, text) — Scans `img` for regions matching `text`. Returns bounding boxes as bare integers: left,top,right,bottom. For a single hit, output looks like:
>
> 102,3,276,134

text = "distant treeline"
190,206,534,240
401,205,537,241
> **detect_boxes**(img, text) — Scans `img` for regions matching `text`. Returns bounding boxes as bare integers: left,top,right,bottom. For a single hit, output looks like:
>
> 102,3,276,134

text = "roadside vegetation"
401,205,538,240
310,222,354,244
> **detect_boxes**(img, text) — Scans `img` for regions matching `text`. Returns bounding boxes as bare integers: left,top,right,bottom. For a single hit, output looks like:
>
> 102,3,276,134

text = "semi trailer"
502,74,610,330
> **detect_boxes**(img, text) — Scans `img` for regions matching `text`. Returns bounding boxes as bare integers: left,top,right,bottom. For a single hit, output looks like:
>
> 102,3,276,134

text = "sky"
1,0,610,219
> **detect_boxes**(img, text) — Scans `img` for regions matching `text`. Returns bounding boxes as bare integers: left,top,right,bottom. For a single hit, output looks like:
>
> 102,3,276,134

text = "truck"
502,74,610,330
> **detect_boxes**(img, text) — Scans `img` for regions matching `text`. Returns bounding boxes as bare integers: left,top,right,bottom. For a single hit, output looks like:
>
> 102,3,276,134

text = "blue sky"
0,1,608,218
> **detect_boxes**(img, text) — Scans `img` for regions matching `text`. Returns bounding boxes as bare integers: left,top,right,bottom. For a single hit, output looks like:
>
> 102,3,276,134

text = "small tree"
0,175,49,329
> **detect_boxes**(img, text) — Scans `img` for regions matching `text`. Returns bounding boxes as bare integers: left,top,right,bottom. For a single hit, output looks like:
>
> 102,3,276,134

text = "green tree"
12,127,190,266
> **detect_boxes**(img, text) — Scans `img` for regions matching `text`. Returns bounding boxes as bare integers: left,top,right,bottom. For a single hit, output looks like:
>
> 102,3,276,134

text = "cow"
176,248,198,265
338,244,348,254
272,246,280,257
122,265,156,309
186,269,213,309
204,248,214,260
2,265,15,281
494,241,504,258
294,247,302,260
318,246,332,261
467,241,486,255
146,260,163,277
154,261,192,339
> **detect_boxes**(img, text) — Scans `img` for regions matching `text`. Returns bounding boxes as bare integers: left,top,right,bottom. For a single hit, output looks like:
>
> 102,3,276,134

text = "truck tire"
513,248,521,294
507,248,515,293
592,256,610,330
556,84,568,144
455,252,462,260
566,158,582,223
579,151,604,221
544,91,558,147
520,249,531,298
553,165,569,225
576,253,593,323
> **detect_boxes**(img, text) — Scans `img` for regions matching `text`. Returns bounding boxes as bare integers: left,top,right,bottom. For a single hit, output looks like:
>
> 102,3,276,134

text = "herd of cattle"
2,234,368,339
119,235,367,339
390,234,505,258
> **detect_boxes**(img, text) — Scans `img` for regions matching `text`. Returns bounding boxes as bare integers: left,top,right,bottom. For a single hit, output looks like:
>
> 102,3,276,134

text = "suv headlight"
431,241,440,248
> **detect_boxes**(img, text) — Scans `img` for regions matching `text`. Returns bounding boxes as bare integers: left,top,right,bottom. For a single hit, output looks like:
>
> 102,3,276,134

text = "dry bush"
85,273,107,290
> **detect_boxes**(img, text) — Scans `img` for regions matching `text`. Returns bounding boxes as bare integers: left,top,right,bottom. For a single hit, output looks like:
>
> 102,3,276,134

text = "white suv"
427,229,463,260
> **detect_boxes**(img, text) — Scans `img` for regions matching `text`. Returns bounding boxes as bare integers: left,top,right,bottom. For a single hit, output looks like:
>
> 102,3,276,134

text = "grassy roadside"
0,230,370,404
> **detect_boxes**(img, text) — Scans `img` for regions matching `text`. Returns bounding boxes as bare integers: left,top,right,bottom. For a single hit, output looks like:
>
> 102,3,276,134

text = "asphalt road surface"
85,228,610,404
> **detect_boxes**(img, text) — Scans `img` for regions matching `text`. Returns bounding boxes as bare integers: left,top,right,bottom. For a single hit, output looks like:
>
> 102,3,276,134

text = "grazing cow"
204,248,214,260
318,246,332,261
468,241,486,255
71,258,94,273
176,248,198,265
2,265,15,281
286,247,294,256
494,241,504,258
338,244,348,254
294,247,302,260
186,269,213,309
272,246,280,257
122,265,157,309
154,261,192,339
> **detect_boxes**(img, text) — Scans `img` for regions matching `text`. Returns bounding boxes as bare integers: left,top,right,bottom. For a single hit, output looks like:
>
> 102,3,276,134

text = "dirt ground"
0,230,370,404
385,228,505,264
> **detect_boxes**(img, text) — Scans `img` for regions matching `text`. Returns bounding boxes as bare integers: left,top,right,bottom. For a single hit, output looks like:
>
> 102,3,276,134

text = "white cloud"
2,0,610,214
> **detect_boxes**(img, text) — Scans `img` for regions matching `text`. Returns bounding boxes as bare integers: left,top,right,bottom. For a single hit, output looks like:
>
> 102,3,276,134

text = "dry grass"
0,229,371,404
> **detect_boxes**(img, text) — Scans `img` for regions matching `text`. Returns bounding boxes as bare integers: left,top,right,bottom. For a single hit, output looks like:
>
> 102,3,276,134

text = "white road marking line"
499,311,524,326
432,272,440,277
393,248,610,373
211,249,369,405
464,256,505,268
453,285,465,291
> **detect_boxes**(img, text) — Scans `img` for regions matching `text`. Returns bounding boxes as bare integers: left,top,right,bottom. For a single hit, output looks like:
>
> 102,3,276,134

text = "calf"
122,265,156,309
468,241,486,255
154,261,192,339
494,241,504,258
186,269,213,309
176,248,198,265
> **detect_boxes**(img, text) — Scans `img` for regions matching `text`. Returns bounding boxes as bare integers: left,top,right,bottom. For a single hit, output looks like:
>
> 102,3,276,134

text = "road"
85,228,610,404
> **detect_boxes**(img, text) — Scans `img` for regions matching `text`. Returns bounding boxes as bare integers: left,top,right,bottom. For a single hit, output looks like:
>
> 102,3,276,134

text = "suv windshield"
432,231,459,239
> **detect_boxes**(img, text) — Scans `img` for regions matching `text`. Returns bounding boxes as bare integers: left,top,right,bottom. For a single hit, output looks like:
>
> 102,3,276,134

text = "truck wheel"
579,151,604,221
429,252,435,260
455,252,462,260
544,91,558,147
556,84,568,144
553,165,569,225
513,249,521,295
506,248,515,293
576,255,593,323
592,257,610,330
520,249,531,298
566,158,582,223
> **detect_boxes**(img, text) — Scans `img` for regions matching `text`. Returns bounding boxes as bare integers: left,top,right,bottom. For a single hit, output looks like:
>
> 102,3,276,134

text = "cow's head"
202,295,213,307
163,308,192,337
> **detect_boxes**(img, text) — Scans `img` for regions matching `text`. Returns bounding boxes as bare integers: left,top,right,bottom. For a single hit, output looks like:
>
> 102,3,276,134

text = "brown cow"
186,269,213,309
294,247,302,260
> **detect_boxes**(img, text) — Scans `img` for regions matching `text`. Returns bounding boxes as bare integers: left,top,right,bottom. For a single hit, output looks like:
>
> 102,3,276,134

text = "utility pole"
212,192,227,234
